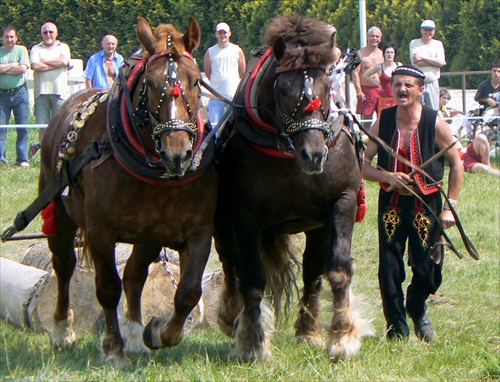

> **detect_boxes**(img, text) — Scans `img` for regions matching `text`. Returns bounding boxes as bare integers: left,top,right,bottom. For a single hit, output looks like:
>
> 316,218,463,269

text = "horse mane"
154,24,185,54
264,15,336,69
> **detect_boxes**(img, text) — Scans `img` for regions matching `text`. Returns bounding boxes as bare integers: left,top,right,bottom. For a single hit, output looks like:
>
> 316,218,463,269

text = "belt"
0,84,26,94
398,185,422,196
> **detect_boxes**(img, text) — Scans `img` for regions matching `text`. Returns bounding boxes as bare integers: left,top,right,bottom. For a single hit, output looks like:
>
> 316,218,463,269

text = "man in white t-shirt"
203,22,246,128
29,22,70,155
409,19,446,110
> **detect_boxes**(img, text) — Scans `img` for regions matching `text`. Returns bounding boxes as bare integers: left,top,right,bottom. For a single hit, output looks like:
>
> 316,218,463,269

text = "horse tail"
261,232,300,322
75,229,94,271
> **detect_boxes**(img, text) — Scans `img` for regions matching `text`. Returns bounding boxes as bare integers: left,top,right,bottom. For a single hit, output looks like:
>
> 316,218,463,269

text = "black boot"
386,320,409,341
412,314,435,342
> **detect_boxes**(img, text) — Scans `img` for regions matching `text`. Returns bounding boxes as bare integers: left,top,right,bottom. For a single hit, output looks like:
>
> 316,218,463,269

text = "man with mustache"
362,65,464,342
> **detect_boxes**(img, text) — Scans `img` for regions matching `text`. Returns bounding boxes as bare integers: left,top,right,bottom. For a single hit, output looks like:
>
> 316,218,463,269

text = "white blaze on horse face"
169,95,177,120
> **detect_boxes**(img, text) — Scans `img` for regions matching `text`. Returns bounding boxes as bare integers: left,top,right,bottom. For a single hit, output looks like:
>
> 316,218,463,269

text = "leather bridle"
136,36,201,153
273,66,334,150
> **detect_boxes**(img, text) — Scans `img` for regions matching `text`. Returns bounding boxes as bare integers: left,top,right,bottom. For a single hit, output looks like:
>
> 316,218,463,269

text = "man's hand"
386,172,414,190
485,97,499,108
439,209,456,229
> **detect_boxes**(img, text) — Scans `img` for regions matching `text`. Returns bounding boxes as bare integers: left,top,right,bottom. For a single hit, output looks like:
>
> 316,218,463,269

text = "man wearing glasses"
29,22,71,157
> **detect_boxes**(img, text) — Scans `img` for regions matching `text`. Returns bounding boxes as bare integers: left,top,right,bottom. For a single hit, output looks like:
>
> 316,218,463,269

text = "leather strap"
1,142,102,241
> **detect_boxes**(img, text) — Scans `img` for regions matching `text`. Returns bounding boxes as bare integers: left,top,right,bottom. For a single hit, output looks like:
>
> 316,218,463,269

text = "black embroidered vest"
377,105,444,195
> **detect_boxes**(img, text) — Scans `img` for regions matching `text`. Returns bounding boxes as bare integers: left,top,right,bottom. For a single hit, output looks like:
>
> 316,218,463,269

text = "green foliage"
0,0,497,73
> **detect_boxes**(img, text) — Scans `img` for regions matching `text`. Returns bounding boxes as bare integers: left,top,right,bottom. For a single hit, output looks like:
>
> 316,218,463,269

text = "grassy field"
0,129,499,381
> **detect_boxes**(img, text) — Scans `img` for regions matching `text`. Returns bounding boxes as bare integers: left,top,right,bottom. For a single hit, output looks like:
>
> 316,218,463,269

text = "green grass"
0,131,499,380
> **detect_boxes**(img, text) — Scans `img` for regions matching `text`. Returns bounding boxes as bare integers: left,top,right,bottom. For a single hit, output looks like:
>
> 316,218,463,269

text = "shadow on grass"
1,321,235,378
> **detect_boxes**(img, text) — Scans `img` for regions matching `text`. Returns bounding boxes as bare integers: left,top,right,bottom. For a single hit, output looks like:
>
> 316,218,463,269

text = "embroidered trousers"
377,189,443,335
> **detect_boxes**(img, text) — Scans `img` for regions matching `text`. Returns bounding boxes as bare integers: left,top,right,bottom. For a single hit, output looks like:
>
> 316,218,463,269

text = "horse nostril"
300,148,312,162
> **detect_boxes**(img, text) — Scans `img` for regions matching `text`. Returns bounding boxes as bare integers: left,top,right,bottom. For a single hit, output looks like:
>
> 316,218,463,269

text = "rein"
199,47,340,154
350,112,480,260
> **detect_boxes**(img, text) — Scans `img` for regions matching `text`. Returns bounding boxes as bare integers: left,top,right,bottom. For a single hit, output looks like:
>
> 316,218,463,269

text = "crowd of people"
1,23,124,166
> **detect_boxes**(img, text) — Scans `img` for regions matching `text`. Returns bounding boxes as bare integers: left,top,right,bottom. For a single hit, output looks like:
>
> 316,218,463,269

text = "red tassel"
305,97,321,112
171,83,181,97
355,183,367,223
41,200,58,236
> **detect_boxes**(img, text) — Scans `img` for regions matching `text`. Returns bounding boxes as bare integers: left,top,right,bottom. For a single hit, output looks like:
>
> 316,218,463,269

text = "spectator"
29,22,70,157
203,22,246,129
409,19,446,110
438,88,458,119
456,133,500,176
0,26,30,167
352,26,384,127
362,65,464,342
362,43,402,116
474,60,500,112
84,34,123,90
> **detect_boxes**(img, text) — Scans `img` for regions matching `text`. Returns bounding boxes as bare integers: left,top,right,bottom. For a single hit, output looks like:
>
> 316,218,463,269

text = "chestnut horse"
39,17,216,366
214,15,372,362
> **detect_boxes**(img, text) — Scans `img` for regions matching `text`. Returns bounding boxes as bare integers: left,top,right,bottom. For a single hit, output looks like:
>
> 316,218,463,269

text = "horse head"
136,17,202,177
265,16,337,175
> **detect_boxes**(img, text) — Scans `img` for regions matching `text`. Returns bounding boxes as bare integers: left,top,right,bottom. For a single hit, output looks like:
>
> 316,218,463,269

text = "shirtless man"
84,34,124,89
352,26,384,127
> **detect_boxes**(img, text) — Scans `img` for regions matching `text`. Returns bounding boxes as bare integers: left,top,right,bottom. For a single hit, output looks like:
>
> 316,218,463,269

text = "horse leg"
86,231,128,367
120,244,161,354
143,230,212,349
326,196,373,360
295,227,330,346
47,198,78,348
214,206,243,337
232,221,272,362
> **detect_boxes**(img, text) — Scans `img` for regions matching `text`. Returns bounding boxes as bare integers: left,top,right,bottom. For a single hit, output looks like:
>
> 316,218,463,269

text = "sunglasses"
43,30,55,35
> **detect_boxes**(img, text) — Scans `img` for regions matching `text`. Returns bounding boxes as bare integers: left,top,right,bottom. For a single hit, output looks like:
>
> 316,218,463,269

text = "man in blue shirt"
84,34,123,90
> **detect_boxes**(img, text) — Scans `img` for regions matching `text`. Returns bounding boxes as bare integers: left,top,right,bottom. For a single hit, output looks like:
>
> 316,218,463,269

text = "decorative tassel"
41,200,58,236
305,97,321,112
355,182,367,223
171,83,181,97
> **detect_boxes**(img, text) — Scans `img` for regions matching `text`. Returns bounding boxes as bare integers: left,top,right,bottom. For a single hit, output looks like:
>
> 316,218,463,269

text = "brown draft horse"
39,17,216,367
214,15,373,362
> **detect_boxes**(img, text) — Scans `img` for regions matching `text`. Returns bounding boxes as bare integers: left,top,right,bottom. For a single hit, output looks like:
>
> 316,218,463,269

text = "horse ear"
273,36,287,61
183,16,201,53
137,16,157,55
329,31,336,50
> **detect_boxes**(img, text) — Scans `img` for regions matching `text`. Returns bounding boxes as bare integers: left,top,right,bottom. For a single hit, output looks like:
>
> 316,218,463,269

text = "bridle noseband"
274,66,334,149
136,36,201,150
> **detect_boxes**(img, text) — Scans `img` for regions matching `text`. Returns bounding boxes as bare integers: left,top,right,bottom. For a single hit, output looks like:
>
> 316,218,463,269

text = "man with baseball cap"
204,22,246,129
363,64,464,342
409,19,446,110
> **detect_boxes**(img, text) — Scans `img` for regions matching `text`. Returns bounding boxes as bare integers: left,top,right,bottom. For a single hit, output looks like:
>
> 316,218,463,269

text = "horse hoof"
105,350,132,369
327,335,362,361
143,316,163,349
51,309,76,348
121,321,150,355
296,333,324,347
231,347,272,363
